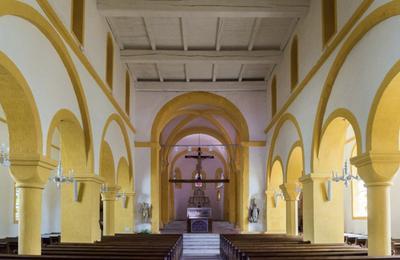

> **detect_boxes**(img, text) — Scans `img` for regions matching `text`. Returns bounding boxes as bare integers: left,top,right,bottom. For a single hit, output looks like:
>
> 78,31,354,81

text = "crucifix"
169,146,229,184
185,147,214,187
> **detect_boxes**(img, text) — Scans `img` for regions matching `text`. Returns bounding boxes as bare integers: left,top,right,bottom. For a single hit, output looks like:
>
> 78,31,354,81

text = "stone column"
61,175,104,243
299,173,343,243
265,190,286,233
101,185,120,236
9,154,57,255
351,153,400,256
280,183,301,236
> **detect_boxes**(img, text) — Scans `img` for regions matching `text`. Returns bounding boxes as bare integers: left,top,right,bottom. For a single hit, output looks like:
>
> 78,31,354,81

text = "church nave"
1,0,400,259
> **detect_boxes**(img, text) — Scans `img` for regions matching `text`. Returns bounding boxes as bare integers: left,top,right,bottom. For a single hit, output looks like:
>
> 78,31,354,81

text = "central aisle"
161,221,238,259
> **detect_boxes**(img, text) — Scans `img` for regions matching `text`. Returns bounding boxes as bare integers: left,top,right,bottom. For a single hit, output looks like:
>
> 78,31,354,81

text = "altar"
187,207,212,233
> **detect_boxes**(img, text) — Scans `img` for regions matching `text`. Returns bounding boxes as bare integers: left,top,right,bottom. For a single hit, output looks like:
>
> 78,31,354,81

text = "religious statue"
140,202,152,223
248,197,260,223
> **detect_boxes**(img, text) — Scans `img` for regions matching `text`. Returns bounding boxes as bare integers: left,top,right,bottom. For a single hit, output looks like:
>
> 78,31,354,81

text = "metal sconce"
0,143,10,167
273,190,284,208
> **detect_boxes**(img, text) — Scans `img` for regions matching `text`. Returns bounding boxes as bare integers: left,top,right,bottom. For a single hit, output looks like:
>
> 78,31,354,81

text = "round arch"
0,52,42,155
313,108,362,173
46,109,87,172
285,141,304,184
366,60,400,153
101,114,133,183
267,113,304,181
312,1,400,169
151,92,250,232
269,156,284,189
151,92,249,142
0,0,94,170
99,141,115,185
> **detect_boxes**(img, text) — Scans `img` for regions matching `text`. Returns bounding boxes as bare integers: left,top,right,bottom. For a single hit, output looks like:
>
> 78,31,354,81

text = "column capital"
10,153,58,189
101,185,121,201
74,174,105,185
351,152,400,184
299,173,330,184
280,183,301,201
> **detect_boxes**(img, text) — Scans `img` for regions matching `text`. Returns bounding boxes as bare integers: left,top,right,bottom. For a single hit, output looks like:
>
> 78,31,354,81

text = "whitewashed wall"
265,0,400,237
0,0,135,237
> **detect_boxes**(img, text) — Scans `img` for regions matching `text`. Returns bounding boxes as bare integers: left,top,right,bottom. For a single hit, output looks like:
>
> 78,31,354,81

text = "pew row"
220,234,400,260
0,234,182,260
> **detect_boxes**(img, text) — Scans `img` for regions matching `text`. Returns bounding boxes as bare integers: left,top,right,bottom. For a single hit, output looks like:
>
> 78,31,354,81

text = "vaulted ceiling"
97,0,310,91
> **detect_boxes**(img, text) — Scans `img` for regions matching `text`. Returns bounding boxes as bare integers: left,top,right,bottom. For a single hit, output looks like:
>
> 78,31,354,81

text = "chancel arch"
151,92,249,232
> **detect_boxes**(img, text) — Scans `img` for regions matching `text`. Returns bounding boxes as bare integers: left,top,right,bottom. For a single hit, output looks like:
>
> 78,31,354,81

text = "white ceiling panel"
220,18,254,50
148,17,182,49
110,17,150,49
128,63,158,80
158,64,185,80
185,17,218,50
187,63,213,80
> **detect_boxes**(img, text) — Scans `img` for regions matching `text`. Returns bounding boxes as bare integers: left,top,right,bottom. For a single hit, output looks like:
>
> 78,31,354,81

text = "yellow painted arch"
267,113,304,182
312,1,400,168
366,60,400,152
164,127,234,160
313,108,362,172
99,140,115,185
269,156,285,189
285,141,304,184
0,0,94,170
151,92,249,143
0,51,42,155
101,114,134,183
46,109,88,172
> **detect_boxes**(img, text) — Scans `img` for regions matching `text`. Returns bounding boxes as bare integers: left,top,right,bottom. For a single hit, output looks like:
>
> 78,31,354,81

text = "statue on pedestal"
248,197,260,223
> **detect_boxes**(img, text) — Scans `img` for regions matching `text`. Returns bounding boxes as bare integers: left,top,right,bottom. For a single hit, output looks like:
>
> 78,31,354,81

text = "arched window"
71,0,85,45
322,0,337,46
106,33,114,89
271,76,277,117
125,71,131,115
290,36,299,91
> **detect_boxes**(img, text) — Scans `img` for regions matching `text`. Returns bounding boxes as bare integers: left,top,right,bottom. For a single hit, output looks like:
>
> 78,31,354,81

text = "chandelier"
331,161,360,187
48,161,75,188
0,143,10,167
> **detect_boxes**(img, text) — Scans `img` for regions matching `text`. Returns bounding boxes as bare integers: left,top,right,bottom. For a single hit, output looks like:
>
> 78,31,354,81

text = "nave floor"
161,221,237,259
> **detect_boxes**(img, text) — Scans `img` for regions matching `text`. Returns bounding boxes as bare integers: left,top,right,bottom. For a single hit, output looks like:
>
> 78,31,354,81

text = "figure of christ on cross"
185,147,214,187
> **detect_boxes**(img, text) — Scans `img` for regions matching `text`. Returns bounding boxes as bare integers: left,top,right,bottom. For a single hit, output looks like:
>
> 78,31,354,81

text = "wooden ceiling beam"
121,50,281,64
98,0,310,18
135,81,266,92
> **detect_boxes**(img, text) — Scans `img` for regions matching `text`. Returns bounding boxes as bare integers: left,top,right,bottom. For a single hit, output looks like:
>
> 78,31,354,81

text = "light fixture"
116,192,128,208
273,190,284,208
188,146,192,152
331,160,360,187
48,161,75,188
0,143,10,167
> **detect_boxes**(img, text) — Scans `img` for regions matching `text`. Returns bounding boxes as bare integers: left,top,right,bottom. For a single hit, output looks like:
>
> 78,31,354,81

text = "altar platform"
160,221,238,234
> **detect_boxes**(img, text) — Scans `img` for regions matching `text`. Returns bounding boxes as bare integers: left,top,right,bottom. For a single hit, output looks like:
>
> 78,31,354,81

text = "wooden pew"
0,234,182,260
220,234,400,260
